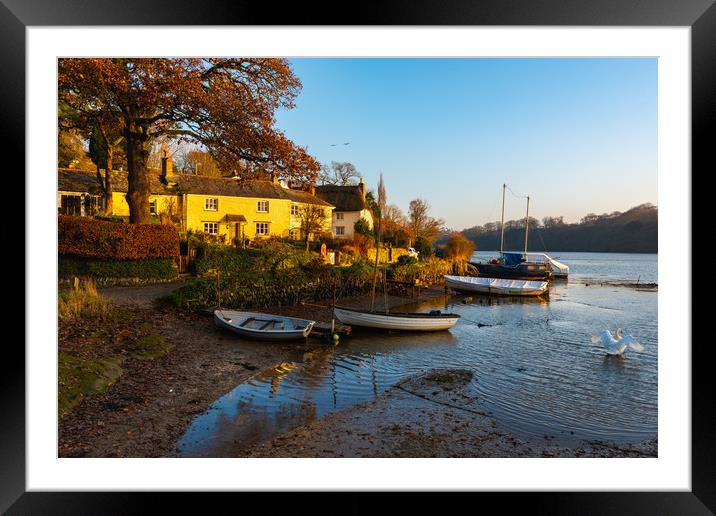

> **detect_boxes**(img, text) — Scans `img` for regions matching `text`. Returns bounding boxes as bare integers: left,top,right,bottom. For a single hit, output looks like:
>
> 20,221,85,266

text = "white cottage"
315,178,374,239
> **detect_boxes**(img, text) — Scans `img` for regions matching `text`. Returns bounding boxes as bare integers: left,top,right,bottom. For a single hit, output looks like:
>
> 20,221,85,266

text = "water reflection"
175,330,458,457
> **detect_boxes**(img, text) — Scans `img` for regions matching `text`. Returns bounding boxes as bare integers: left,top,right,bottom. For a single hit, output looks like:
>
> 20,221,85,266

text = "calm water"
175,252,658,457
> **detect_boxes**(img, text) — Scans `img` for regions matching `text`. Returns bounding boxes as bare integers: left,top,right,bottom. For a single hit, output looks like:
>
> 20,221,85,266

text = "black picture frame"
4,0,709,512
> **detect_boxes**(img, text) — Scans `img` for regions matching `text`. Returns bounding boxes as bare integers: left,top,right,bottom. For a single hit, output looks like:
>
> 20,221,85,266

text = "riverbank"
59,279,656,459
58,283,448,457
243,368,657,458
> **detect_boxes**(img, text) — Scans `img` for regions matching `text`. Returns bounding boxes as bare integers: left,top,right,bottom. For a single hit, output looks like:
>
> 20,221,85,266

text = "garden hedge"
59,257,178,280
58,215,180,260
170,249,375,311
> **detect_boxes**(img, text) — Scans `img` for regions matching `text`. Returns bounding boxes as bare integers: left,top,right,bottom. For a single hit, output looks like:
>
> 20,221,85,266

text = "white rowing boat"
444,275,549,297
214,310,315,341
333,305,460,331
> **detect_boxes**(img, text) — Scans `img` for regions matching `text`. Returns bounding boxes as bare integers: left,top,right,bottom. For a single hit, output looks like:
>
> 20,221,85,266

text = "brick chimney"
309,183,315,195
270,170,279,185
358,177,365,198
161,147,173,183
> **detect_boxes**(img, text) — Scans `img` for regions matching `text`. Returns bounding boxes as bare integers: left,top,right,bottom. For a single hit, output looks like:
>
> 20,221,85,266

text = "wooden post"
217,269,221,308
331,281,336,335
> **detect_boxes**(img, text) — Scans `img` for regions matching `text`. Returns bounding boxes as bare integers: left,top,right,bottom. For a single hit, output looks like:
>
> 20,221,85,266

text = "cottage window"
149,199,158,215
290,204,299,216
59,194,102,217
204,198,218,211
336,212,344,220
59,195,82,216
256,222,269,235
203,222,218,235
257,200,269,213
335,226,345,236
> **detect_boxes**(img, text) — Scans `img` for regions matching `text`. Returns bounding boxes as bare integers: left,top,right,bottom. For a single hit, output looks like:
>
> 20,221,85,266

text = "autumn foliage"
58,215,179,260
58,58,320,224
443,232,476,262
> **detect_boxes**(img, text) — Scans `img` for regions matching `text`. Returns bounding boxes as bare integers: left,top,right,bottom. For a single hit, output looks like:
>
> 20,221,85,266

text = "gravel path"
98,279,190,307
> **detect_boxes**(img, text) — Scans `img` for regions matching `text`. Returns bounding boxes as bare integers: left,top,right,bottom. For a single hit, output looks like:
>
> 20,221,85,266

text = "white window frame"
257,200,269,213
203,222,218,235
256,222,269,235
336,212,344,220
335,226,345,236
204,198,218,211
290,204,299,216
149,198,158,215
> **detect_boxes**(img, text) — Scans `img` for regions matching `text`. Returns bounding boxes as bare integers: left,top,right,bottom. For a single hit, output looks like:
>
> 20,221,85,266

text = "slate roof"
58,168,175,195
314,184,369,212
58,168,334,207
283,187,334,207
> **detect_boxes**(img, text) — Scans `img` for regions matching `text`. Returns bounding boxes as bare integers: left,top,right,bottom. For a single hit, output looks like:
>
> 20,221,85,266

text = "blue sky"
275,58,657,231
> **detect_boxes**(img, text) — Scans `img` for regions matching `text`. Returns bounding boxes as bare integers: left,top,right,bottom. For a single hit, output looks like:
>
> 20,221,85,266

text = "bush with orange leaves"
58,215,180,260
444,232,476,262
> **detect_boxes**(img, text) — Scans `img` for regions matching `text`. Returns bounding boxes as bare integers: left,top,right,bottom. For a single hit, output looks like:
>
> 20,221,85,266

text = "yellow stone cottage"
57,166,334,244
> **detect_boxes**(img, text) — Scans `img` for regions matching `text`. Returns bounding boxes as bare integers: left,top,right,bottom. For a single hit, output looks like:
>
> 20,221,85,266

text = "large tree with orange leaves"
58,58,319,223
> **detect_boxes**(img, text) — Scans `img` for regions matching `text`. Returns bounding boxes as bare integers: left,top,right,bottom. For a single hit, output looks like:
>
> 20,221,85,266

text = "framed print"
4,0,711,512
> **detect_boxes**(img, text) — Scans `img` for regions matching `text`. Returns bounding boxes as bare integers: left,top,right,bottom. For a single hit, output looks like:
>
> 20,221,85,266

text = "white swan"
591,328,644,355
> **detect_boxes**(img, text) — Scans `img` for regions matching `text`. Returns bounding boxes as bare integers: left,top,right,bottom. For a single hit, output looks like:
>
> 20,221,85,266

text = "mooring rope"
392,381,490,417
505,184,528,199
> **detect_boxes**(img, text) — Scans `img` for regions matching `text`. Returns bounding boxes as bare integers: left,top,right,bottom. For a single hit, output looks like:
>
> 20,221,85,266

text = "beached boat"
333,305,460,331
214,310,315,341
444,275,549,297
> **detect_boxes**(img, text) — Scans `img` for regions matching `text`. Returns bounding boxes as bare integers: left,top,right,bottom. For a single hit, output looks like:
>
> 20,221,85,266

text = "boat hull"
214,310,315,341
333,306,460,331
499,252,569,278
472,262,552,280
444,275,549,296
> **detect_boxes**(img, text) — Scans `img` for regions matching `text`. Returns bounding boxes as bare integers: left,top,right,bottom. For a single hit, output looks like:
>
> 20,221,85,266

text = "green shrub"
59,257,177,280
354,217,374,238
193,243,313,278
396,254,418,266
171,253,375,311
413,236,433,259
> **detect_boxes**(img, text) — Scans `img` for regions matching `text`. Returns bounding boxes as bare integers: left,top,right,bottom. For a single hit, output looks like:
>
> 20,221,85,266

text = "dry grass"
58,279,111,322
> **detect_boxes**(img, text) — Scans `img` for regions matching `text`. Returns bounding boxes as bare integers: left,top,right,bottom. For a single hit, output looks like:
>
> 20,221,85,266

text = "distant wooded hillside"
456,204,657,253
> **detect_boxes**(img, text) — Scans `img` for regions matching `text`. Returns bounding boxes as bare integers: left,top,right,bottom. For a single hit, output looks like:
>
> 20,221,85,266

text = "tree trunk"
125,127,151,224
103,148,114,215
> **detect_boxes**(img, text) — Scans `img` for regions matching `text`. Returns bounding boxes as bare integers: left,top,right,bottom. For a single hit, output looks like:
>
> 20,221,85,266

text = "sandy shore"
243,368,657,458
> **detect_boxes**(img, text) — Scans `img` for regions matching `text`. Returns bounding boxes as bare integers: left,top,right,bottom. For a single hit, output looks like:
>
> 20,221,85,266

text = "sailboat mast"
524,195,530,254
370,173,386,311
499,183,506,254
